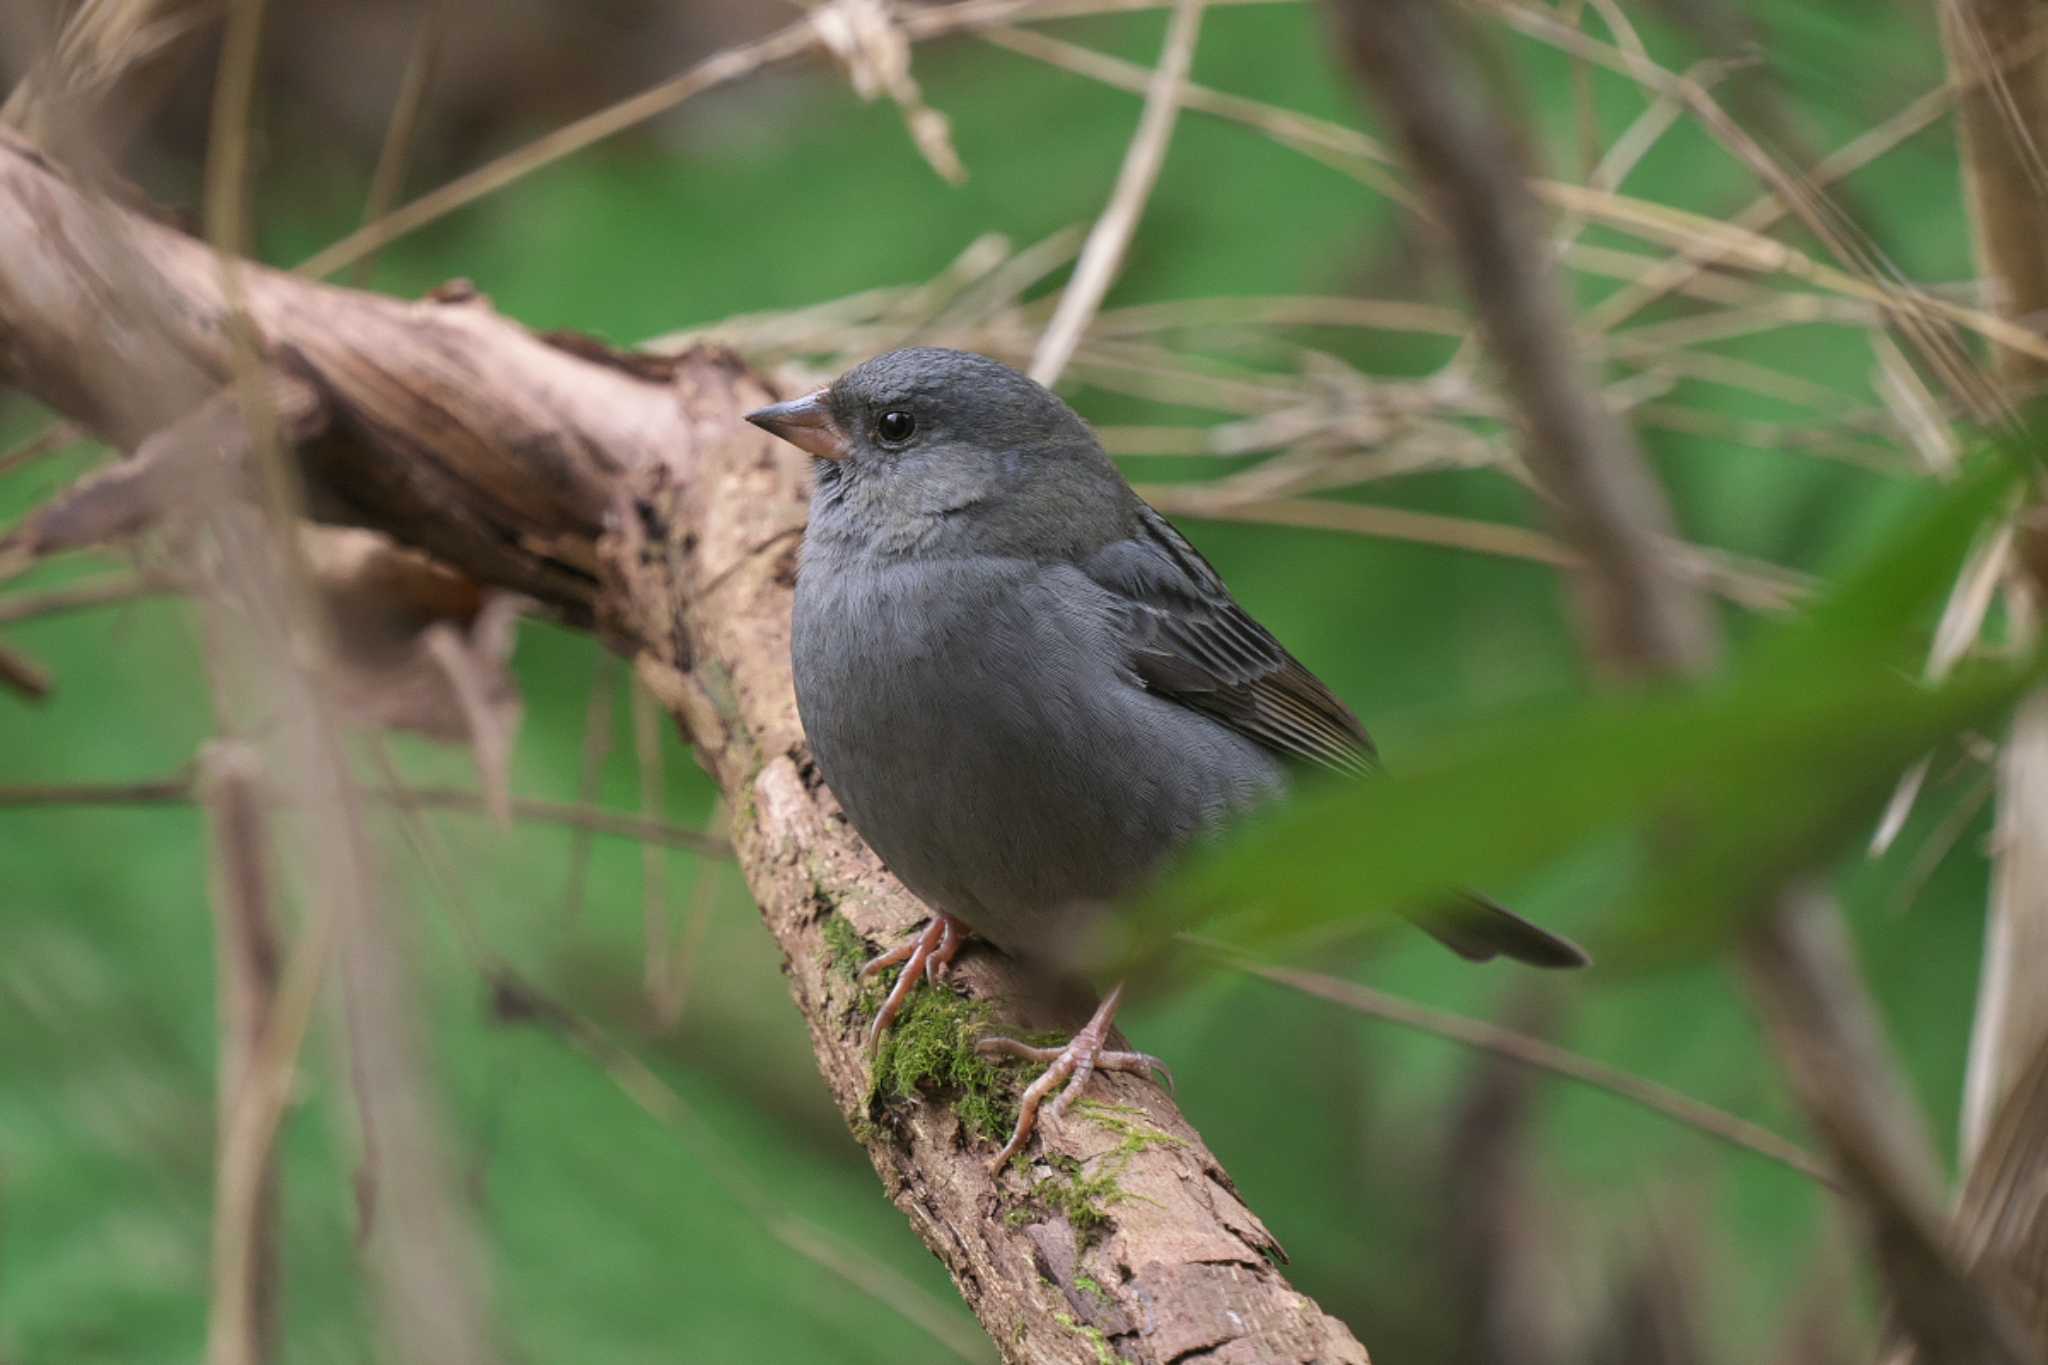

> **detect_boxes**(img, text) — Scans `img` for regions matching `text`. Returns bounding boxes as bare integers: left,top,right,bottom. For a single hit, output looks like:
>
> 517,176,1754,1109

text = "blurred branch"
0,641,52,699
0,420,86,479
1958,1032,2048,1344
0,570,175,625
980,23,1419,209
297,0,1289,281
1966,650,2048,1159
348,0,448,284
1208,943,1836,1186
631,673,677,1023
489,973,996,1363
1942,0,2048,389
0,0,221,169
1441,990,1566,1365
200,742,282,1365
1745,889,2034,1365
0,773,734,856
1324,3,2026,1361
1029,0,1205,384
0,138,1368,1365
1474,0,1997,423
562,651,621,924
1327,0,1715,675
1137,484,1811,612
1943,2,2048,1352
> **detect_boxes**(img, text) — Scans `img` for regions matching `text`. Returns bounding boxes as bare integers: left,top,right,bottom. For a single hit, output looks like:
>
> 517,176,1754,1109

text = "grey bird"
748,347,1585,1169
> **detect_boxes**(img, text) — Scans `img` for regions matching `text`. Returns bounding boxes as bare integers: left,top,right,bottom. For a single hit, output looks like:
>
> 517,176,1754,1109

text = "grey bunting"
748,347,1585,1171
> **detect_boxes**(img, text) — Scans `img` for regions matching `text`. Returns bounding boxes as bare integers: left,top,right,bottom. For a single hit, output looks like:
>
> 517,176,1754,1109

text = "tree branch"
0,135,1368,1365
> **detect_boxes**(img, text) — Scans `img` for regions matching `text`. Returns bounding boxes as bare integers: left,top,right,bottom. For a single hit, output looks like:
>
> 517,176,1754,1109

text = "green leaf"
1111,442,2039,971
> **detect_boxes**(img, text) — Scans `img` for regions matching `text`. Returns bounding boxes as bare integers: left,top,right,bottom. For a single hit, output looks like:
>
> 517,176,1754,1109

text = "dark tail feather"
1409,894,1589,968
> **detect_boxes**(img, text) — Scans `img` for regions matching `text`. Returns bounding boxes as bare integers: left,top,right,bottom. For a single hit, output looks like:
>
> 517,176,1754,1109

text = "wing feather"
1086,502,1589,970
1084,504,1376,778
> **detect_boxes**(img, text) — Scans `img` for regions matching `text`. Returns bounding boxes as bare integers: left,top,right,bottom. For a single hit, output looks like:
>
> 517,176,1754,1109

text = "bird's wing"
1084,503,1587,969
1083,502,1377,778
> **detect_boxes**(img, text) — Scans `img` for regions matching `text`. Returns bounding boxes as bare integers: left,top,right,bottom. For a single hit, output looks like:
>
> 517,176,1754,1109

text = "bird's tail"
1409,894,1589,968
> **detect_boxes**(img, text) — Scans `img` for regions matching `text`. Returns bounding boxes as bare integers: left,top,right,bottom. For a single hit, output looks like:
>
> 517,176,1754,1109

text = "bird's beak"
745,388,851,462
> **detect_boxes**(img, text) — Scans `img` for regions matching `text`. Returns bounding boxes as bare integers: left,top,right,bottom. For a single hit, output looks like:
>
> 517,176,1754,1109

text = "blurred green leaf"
1122,444,2038,968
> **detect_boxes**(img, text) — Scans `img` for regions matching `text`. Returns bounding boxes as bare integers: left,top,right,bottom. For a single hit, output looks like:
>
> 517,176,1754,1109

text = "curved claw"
980,982,1170,1172
860,913,973,1050
924,914,967,985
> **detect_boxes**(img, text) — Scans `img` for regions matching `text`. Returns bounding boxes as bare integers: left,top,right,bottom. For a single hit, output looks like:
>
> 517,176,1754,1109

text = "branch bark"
0,135,1368,1365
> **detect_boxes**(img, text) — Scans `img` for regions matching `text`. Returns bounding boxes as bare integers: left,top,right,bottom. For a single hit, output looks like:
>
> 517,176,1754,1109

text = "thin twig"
632,674,677,1025
664,796,727,1027
1204,942,1837,1187
0,642,52,700
298,0,1284,281
1030,0,1205,385
201,742,283,1365
981,23,1419,211
1586,32,2048,335
1330,0,1717,673
562,650,620,924
0,570,175,625
348,0,448,285
0,420,84,479
0,775,734,856
1137,485,1808,611
1475,0,2000,423
494,978,994,1363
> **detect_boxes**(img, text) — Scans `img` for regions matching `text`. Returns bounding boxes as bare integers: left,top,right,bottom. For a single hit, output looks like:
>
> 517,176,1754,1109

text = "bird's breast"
790,553,1285,959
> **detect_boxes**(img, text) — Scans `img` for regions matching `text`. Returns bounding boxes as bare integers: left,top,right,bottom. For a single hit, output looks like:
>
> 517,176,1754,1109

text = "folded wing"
1084,502,1587,969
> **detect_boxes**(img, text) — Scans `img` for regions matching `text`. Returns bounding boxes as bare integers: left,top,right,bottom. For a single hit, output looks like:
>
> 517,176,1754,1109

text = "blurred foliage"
1144,452,2032,967
0,2,2013,1363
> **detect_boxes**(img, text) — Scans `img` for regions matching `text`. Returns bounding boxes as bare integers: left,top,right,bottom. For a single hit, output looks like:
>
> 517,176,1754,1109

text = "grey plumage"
773,347,1583,969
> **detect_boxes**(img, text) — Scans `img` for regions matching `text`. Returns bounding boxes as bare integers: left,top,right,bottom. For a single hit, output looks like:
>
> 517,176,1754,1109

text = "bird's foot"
860,912,972,1049
976,982,1170,1173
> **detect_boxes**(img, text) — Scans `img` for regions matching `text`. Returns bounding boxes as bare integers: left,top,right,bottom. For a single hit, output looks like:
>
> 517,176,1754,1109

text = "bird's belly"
793,560,1285,960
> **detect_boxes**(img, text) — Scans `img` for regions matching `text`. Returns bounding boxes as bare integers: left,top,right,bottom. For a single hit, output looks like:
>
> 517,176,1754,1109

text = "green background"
0,3,1994,1361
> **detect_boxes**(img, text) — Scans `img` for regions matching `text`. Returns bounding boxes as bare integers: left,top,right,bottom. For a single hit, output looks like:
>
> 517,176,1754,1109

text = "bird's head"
746,347,1126,558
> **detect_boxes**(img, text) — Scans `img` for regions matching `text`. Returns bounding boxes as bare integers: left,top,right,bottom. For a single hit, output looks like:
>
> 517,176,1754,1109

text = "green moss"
1074,1275,1108,1306
866,981,1020,1142
1000,1103,1185,1240
819,911,869,982
1031,1154,1123,1239
1052,1313,1133,1365
1072,1100,1188,1159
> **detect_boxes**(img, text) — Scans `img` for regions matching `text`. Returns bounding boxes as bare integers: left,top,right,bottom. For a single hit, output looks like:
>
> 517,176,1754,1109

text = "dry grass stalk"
1029,0,1205,385
297,0,1285,281
349,0,448,283
0,774,734,855
1206,942,1835,1185
0,0,220,165
200,741,283,1365
1934,6,2048,1353
1329,0,1716,674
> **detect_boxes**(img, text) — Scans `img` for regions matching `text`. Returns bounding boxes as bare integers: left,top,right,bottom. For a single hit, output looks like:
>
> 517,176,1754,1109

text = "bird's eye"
876,411,917,445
